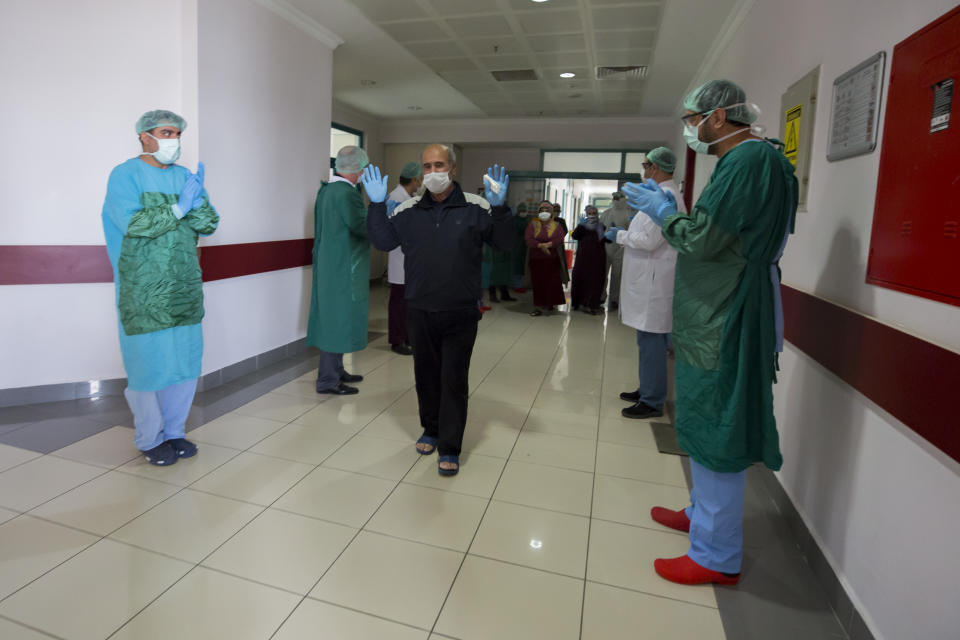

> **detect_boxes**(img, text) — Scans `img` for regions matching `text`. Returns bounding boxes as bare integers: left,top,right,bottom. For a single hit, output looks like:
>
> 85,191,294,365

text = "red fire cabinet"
866,5,960,306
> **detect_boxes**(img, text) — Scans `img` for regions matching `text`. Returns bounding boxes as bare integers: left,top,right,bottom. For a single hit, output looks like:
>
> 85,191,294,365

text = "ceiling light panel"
527,33,586,52
348,0,428,22
380,20,450,42
445,15,513,38
515,9,583,35
591,6,661,30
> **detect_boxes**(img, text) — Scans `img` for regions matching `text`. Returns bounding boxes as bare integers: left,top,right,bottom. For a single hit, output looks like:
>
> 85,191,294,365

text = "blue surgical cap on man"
136,109,187,134
646,147,677,173
335,146,369,174
683,80,756,125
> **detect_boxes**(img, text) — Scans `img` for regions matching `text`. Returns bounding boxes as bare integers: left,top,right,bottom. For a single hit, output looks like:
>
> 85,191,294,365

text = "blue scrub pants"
124,378,198,452
635,330,669,410
316,351,346,391
684,459,747,573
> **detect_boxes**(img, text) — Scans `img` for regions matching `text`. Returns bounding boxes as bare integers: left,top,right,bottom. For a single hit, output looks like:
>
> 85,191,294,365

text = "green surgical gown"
306,180,370,354
662,139,797,473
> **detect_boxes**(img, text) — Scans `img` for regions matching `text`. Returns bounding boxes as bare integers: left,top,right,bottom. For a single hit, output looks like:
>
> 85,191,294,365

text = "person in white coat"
604,147,687,419
386,162,423,355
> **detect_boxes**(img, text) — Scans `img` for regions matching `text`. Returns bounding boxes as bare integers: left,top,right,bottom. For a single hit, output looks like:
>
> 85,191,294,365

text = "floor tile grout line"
0,613,67,639
578,309,610,639
583,577,722,611
426,309,570,636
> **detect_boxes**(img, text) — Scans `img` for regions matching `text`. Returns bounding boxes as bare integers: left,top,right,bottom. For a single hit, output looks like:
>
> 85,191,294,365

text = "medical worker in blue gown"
101,110,219,466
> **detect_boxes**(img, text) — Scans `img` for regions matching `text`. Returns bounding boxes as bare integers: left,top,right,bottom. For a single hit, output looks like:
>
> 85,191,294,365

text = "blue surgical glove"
621,179,677,226
604,227,622,242
360,165,389,203
484,164,509,207
386,200,399,216
578,216,588,226
177,162,205,216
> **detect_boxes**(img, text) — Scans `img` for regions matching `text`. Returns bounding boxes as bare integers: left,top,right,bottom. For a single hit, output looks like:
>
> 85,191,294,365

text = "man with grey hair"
306,145,370,395
362,144,514,476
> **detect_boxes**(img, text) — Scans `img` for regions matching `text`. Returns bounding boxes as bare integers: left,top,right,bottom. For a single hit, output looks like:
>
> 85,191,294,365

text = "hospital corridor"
1,1,958,639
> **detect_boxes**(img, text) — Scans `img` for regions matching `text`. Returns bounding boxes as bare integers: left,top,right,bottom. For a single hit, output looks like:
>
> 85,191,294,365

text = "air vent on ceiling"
492,69,539,82
596,65,648,80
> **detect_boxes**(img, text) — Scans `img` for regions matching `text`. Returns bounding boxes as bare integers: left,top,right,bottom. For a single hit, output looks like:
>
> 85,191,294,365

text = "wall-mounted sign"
827,51,886,161
930,78,954,133
783,104,802,166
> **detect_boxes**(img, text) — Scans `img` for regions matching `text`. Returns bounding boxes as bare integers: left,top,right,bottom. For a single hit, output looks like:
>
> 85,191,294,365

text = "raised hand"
360,165,389,203
622,179,677,226
484,164,509,206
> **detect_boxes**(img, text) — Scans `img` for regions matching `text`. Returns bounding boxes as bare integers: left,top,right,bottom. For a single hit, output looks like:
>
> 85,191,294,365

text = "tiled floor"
0,286,849,639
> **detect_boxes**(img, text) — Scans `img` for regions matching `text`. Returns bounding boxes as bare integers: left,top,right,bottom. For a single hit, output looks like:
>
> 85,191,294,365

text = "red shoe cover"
654,555,740,586
650,506,690,533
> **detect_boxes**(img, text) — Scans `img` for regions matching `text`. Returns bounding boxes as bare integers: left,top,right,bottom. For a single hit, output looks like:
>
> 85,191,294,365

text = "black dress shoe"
391,343,414,356
620,390,640,402
318,382,359,395
340,372,363,383
622,402,663,419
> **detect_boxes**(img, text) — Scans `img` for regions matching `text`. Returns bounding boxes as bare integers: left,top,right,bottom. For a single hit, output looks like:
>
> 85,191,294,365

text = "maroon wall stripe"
782,285,959,463
199,239,313,282
0,241,314,285
0,245,114,285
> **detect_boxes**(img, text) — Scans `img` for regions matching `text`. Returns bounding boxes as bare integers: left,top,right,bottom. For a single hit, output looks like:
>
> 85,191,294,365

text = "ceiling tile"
547,78,594,90
593,30,657,50
536,51,590,68
510,0,580,9
591,6,661,30
492,80,547,91
462,37,525,55
594,49,652,67
527,33,586,52
425,57,482,72
426,0,502,16
477,54,537,71
349,0,428,22
445,15,513,38
403,40,469,59
440,70,496,86
516,9,583,35
380,20,449,43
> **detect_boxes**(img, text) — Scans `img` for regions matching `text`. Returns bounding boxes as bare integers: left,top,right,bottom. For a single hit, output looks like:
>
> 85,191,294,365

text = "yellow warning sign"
784,104,802,166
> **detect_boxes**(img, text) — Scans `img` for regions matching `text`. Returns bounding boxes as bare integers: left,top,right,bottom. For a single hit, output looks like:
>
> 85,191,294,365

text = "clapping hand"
621,179,677,226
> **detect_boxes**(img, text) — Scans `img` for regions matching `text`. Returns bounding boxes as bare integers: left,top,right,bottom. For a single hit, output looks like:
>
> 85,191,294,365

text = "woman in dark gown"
570,205,607,314
525,203,566,316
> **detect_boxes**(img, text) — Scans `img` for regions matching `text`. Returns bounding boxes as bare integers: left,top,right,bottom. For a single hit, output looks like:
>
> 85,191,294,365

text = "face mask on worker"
422,171,451,194
538,211,552,221
683,103,756,154
146,133,181,165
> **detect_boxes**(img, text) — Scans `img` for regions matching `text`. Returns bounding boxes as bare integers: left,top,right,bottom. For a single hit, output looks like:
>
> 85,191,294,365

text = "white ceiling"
288,0,742,121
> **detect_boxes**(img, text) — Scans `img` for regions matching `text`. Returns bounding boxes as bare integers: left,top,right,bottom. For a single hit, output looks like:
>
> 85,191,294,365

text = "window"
542,151,622,174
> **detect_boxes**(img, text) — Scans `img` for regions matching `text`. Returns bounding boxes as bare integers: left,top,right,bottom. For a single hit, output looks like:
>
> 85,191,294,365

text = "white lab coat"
387,184,414,284
615,179,686,333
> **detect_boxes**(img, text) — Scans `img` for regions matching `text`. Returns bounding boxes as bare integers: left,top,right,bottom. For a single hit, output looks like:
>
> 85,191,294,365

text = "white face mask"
422,171,451,194
683,102,761,154
146,132,181,164
538,211,552,221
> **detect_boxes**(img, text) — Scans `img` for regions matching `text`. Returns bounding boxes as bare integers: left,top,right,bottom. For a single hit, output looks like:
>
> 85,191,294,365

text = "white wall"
0,0,194,389
196,0,334,373
0,0,339,388
687,2,960,639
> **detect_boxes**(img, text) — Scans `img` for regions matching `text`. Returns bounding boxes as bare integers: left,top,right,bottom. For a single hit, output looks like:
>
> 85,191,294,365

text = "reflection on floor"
0,285,848,639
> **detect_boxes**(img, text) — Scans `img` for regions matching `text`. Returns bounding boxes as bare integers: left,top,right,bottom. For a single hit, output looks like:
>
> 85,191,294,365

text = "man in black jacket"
362,144,513,476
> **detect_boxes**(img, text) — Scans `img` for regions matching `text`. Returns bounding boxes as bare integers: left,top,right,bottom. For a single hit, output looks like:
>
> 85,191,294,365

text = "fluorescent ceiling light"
560,72,576,78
